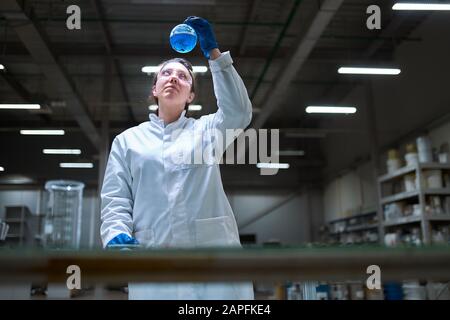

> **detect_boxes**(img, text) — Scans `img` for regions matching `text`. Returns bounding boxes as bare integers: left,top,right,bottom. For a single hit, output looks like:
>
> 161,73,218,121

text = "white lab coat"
100,52,254,300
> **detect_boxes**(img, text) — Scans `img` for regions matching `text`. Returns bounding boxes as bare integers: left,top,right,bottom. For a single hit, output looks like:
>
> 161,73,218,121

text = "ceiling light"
60,163,94,168
393,3,450,11
188,104,202,111
149,104,202,111
131,0,216,4
306,106,357,114
0,64,4,70
0,167,4,172
338,67,401,75
20,129,65,135
256,163,290,169
0,104,41,110
142,66,208,74
276,150,305,156
43,149,81,155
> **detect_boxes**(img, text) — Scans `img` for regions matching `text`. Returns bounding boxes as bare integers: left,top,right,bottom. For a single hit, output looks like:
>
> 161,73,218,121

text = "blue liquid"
170,24,197,53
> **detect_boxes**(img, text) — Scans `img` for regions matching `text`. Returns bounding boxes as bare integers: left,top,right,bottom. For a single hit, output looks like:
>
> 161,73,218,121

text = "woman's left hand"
184,16,218,59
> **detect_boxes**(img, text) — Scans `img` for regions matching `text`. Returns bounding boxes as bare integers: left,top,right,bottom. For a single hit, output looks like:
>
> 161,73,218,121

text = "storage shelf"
384,215,422,227
327,209,377,224
5,219,25,223
384,215,450,227
423,188,450,195
346,224,379,232
381,190,419,204
378,163,450,183
379,166,416,183
6,234,22,238
427,215,450,221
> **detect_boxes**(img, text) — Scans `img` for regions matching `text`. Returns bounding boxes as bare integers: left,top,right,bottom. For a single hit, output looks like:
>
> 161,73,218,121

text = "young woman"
101,16,254,300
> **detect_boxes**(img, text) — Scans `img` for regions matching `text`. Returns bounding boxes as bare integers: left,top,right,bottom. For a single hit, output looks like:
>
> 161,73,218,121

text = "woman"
100,16,254,300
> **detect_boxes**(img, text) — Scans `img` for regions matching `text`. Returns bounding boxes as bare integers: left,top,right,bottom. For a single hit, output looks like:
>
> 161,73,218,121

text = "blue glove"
107,233,139,247
184,16,218,59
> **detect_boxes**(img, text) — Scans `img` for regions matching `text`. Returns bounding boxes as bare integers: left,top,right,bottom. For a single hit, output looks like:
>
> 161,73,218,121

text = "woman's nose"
169,76,178,84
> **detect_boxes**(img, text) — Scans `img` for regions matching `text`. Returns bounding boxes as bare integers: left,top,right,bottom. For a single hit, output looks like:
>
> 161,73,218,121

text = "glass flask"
43,180,84,248
169,23,197,53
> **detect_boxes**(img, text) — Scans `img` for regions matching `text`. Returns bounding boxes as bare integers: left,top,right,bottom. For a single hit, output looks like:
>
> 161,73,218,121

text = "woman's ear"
152,85,157,97
187,92,195,104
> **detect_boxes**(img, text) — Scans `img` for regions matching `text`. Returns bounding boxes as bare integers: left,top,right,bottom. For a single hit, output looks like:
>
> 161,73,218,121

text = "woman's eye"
179,73,187,80
162,70,170,76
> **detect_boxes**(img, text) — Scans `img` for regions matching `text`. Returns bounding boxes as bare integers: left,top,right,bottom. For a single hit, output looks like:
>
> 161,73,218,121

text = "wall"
323,162,377,222
0,188,100,248
230,189,323,245
1,187,321,247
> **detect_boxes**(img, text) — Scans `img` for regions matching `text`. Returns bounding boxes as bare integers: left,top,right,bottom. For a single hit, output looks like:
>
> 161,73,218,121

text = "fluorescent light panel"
149,104,202,111
43,149,81,155
257,163,290,169
338,67,401,75
188,104,202,111
20,129,65,135
306,106,357,114
0,104,41,110
0,166,4,172
60,163,93,168
0,64,4,70
142,66,208,73
393,3,450,11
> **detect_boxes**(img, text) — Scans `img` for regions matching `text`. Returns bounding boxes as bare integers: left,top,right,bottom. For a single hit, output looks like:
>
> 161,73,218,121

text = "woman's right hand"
106,233,139,247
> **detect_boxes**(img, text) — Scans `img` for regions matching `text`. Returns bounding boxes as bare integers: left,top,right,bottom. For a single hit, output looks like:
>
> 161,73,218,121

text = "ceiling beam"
0,0,101,149
251,0,345,130
90,0,137,123
238,0,261,56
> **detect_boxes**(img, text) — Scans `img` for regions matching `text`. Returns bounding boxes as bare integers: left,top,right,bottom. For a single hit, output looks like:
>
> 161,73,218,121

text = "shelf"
330,224,379,235
383,215,422,227
378,163,450,183
381,190,419,204
6,234,22,238
419,163,450,170
427,215,450,222
379,166,416,183
4,219,25,223
327,209,377,224
423,188,450,195
347,224,379,232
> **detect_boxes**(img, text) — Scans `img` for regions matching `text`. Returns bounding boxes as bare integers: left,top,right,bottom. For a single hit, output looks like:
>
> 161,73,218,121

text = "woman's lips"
164,85,178,92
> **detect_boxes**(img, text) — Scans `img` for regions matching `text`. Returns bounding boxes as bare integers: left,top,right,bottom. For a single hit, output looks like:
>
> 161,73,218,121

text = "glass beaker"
44,180,84,248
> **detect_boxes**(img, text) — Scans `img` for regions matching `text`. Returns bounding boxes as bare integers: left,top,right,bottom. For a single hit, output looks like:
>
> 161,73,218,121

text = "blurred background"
0,0,450,300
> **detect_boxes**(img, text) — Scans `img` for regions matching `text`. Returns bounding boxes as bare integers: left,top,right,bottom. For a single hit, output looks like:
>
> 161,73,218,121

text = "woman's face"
152,62,195,113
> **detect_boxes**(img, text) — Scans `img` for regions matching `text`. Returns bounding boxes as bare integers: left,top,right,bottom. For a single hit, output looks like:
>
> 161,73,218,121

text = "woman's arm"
205,49,253,131
100,136,134,247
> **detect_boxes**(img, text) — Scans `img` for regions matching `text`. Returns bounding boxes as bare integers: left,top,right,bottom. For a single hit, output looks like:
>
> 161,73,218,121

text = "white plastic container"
426,170,443,189
402,282,427,300
387,159,401,173
405,153,419,167
417,136,433,163
404,174,416,192
439,152,449,164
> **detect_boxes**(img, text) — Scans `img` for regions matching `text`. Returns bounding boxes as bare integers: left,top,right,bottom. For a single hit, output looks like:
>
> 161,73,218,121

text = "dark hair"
151,58,196,115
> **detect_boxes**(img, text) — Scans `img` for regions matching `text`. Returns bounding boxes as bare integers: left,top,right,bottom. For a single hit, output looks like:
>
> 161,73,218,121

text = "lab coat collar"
149,110,187,129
